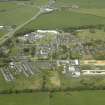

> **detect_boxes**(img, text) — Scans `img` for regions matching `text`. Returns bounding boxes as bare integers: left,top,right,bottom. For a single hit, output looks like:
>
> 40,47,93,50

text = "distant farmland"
0,1,38,26
51,91,105,105
21,10,105,30
56,0,105,8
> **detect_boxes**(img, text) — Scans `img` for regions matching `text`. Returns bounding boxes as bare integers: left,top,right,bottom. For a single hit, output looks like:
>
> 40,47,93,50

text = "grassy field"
0,91,105,105
0,0,49,26
72,8,105,18
0,92,49,105
0,1,38,26
51,91,105,105
56,0,105,8
21,10,105,30
0,71,43,91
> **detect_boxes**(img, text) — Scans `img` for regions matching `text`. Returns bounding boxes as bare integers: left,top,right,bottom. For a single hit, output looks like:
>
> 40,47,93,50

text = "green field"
56,0,105,8
0,91,105,105
51,91,105,105
18,0,105,31
72,8,105,18
77,29,105,41
0,0,49,26
0,92,49,105
21,10,105,30
0,71,43,91
0,1,38,26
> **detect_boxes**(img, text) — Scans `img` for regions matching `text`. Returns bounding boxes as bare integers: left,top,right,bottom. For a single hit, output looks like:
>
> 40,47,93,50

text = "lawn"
0,91,105,105
0,92,49,105
22,10,105,30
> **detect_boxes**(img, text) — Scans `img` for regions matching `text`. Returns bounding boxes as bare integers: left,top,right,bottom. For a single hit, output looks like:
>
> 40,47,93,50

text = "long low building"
82,70,105,75
37,30,59,34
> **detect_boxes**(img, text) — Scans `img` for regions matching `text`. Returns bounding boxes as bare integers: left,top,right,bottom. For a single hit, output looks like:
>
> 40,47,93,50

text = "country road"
0,0,55,47
0,10,42,46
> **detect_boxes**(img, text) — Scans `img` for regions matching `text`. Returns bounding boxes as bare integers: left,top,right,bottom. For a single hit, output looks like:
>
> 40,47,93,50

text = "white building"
0,26,4,29
37,30,59,34
44,8,54,12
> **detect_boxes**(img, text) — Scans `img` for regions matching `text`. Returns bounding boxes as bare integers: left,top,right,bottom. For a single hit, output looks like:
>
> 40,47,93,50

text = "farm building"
37,30,59,34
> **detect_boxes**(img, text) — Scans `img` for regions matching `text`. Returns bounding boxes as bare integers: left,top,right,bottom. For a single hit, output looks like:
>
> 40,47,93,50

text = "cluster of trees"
62,24,105,33
1,76,105,95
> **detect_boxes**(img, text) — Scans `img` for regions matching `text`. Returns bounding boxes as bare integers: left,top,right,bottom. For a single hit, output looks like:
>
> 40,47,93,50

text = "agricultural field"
0,1,38,26
0,69,43,91
77,29,105,42
56,0,105,8
0,92,49,105
50,91,105,105
19,0,105,31
21,9,105,30
0,0,49,25
0,91,105,105
72,8,105,18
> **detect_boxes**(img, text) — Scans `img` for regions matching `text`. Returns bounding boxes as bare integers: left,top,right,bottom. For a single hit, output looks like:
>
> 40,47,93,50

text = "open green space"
0,71,43,91
21,10,105,30
51,91,105,105
0,0,49,26
72,8,105,18
56,0,105,8
0,1,38,26
0,92,49,105
77,29,105,41
0,91,105,105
